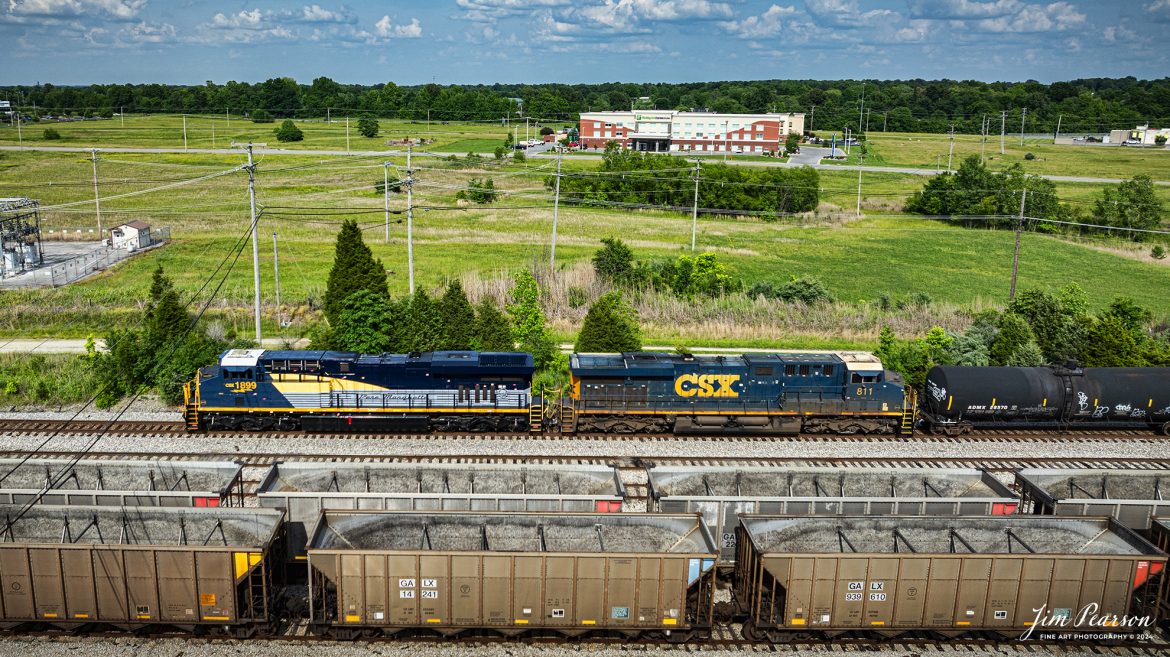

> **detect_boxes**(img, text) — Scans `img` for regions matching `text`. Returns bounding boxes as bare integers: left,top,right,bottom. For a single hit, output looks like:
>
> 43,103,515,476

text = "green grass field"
1,127,1167,346
0,113,524,152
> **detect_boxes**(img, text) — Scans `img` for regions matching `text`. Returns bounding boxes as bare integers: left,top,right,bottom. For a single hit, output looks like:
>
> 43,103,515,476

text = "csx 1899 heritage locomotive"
184,349,914,435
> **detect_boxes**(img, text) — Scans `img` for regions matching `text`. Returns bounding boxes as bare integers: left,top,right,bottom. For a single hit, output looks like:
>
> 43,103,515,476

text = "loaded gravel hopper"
257,462,625,562
307,510,717,640
1016,468,1170,531
0,458,245,507
732,515,1166,641
0,505,283,634
648,466,1017,561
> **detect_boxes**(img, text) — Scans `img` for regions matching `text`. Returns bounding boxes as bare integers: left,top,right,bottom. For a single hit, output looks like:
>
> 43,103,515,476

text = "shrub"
274,120,304,142
251,109,274,123
513,151,526,163
574,292,642,353
374,177,403,195
1152,245,1166,260
494,146,505,160
357,116,379,138
539,126,554,136
1156,135,1167,146
1024,152,1035,160
42,128,61,140
455,178,499,204
746,277,833,305
910,291,933,307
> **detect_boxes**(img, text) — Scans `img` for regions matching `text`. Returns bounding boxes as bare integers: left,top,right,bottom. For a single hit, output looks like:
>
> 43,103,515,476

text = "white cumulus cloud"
375,15,422,38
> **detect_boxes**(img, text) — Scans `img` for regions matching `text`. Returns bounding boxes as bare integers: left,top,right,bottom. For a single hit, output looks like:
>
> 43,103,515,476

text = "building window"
756,133,764,139
594,122,601,129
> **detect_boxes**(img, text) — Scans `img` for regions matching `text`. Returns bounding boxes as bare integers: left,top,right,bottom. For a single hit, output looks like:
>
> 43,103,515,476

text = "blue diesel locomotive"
183,349,535,432
564,351,913,435
184,349,914,435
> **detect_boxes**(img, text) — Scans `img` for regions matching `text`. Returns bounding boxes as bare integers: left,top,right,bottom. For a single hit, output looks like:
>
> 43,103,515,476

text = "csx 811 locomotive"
183,349,914,435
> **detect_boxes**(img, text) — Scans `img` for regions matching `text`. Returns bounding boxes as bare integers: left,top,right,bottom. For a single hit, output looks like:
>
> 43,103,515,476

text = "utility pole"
809,105,815,131
882,111,887,132
858,82,865,133
865,108,871,133
1009,189,1027,301
525,116,530,151
947,124,955,172
212,123,215,149
244,143,262,341
980,115,987,164
15,110,20,148
1000,110,1006,155
90,149,101,238
406,144,415,295
120,106,124,128
550,150,563,267
383,161,391,243
856,151,864,218
326,107,330,124
226,108,229,129
272,233,282,330
1054,114,1062,143
1020,108,1027,146
690,162,700,252
182,114,188,151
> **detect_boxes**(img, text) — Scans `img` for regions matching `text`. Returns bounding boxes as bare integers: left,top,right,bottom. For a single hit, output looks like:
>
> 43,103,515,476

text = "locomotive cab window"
851,373,879,384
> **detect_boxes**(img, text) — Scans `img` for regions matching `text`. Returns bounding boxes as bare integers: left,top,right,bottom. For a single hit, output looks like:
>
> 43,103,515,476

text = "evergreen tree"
324,219,389,325
574,292,642,352
1083,315,1144,366
357,116,379,138
592,237,635,285
438,281,476,350
473,297,514,351
406,288,444,352
508,270,557,368
274,119,304,142
989,313,1039,366
332,290,395,354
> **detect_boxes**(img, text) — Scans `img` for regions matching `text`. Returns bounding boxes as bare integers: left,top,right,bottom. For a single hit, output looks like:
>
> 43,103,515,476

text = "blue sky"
3,1,1167,85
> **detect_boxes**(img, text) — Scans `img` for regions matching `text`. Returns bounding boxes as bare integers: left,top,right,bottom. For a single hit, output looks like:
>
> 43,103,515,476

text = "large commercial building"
578,110,804,154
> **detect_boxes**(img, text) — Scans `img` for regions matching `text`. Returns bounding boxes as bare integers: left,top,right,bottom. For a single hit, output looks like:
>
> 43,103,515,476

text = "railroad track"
0,450,1166,472
1,418,1167,443
7,624,1168,653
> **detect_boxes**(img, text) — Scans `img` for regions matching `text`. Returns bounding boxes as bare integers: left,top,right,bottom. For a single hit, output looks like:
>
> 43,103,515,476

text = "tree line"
878,286,1170,389
5,76,1168,134
550,143,819,217
906,155,1166,241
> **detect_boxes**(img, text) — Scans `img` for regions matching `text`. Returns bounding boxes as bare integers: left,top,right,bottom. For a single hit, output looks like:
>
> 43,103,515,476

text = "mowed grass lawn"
0,113,529,153
860,132,1170,181
0,148,1167,340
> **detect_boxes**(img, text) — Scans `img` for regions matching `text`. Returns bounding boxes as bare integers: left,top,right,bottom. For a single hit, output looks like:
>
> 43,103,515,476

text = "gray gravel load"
311,512,713,554
744,516,1157,556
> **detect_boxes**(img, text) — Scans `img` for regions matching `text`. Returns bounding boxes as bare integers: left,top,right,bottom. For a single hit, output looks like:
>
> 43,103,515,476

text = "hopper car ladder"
900,387,917,437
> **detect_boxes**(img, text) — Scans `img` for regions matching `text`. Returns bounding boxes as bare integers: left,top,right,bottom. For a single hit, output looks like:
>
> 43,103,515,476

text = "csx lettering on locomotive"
674,374,741,398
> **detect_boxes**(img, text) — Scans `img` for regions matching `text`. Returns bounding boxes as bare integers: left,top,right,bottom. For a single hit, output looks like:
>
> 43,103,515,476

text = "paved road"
3,144,1163,185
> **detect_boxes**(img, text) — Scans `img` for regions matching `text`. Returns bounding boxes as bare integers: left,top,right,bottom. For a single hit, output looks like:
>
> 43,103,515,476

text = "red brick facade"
578,111,802,153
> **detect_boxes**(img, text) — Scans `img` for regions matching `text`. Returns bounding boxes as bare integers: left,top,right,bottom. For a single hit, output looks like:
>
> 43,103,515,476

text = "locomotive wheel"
1162,422,1170,437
